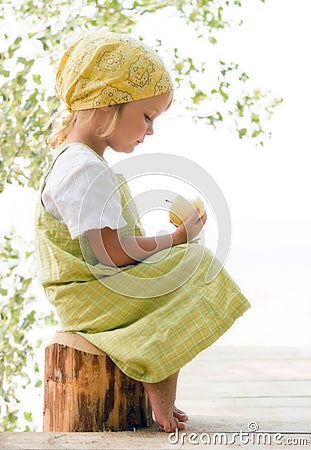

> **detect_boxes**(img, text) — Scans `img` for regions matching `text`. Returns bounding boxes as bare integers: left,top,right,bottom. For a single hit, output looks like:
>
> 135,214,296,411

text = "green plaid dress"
36,151,251,383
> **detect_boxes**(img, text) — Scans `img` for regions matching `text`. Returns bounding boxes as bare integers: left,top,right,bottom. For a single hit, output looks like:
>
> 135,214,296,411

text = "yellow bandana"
56,29,174,111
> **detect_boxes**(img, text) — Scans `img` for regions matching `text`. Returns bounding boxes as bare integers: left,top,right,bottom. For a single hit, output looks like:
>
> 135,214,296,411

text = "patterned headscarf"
56,29,174,112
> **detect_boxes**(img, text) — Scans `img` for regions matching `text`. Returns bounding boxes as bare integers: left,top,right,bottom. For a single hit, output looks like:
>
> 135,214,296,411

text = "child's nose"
146,123,154,136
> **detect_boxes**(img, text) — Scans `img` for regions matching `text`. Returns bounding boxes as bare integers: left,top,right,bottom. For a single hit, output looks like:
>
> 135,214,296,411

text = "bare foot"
173,406,188,422
143,372,186,433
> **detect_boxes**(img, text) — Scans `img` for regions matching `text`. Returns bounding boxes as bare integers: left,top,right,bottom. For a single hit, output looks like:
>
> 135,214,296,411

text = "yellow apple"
167,195,205,226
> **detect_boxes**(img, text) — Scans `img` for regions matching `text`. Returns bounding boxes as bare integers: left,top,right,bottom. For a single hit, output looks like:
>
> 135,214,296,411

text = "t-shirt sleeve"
43,154,127,239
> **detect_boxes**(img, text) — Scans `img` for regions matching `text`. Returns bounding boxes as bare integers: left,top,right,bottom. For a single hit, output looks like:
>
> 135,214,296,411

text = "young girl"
36,29,251,433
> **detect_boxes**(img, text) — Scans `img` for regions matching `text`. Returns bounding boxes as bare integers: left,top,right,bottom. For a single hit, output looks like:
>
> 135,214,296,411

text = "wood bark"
43,333,153,432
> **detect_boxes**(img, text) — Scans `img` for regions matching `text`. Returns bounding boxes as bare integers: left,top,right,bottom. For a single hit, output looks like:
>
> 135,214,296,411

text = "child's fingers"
185,209,207,236
194,209,207,226
200,211,207,225
185,208,205,225
182,210,201,235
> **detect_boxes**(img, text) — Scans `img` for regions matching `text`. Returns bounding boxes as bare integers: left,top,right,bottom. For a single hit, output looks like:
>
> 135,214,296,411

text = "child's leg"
142,371,187,432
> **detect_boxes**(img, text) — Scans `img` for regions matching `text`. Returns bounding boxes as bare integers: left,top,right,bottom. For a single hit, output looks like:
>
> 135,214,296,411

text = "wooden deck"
1,345,310,449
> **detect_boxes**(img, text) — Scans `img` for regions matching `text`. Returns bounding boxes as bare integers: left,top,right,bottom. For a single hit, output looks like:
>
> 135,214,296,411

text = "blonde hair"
47,105,123,149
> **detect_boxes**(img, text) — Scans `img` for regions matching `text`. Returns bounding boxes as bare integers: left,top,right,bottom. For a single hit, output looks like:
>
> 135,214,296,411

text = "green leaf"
0,67,10,77
209,36,217,44
23,412,33,422
252,129,263,138
239,72,249,82
192,91,208,104
251,113,260,124
239,128,247,139
236,101,244,117
32,74,41,84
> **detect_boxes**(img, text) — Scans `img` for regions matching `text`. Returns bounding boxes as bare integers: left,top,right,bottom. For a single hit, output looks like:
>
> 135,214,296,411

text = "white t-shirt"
42,143,127,239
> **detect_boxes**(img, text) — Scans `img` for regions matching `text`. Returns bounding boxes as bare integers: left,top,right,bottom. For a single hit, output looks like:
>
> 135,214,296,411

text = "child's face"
106,92,172,153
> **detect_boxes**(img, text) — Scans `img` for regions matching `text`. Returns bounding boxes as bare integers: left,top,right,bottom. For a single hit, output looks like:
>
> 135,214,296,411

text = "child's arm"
86,209,207,267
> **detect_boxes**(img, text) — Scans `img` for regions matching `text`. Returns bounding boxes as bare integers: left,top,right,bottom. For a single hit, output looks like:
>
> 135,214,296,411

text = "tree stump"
43,331,153,432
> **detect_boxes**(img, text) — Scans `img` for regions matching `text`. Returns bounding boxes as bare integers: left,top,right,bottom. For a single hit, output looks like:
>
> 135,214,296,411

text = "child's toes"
170,417,186,431
173,406,188,421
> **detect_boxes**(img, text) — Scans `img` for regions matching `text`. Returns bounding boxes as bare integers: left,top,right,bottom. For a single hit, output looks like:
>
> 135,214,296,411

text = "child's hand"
172,208,207,245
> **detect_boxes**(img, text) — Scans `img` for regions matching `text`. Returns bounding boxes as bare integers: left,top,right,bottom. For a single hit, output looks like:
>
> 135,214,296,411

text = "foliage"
172,54,283,141
0,0,281,431
0,230,57,431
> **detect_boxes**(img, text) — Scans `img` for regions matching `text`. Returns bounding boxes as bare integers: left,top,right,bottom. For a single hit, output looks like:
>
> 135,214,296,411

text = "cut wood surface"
1,345,310,449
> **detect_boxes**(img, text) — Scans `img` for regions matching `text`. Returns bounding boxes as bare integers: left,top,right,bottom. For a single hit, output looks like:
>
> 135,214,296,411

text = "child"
36,29,251,433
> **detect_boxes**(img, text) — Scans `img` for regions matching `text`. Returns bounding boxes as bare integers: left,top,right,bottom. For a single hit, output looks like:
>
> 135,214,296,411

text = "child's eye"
144,114,152,122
